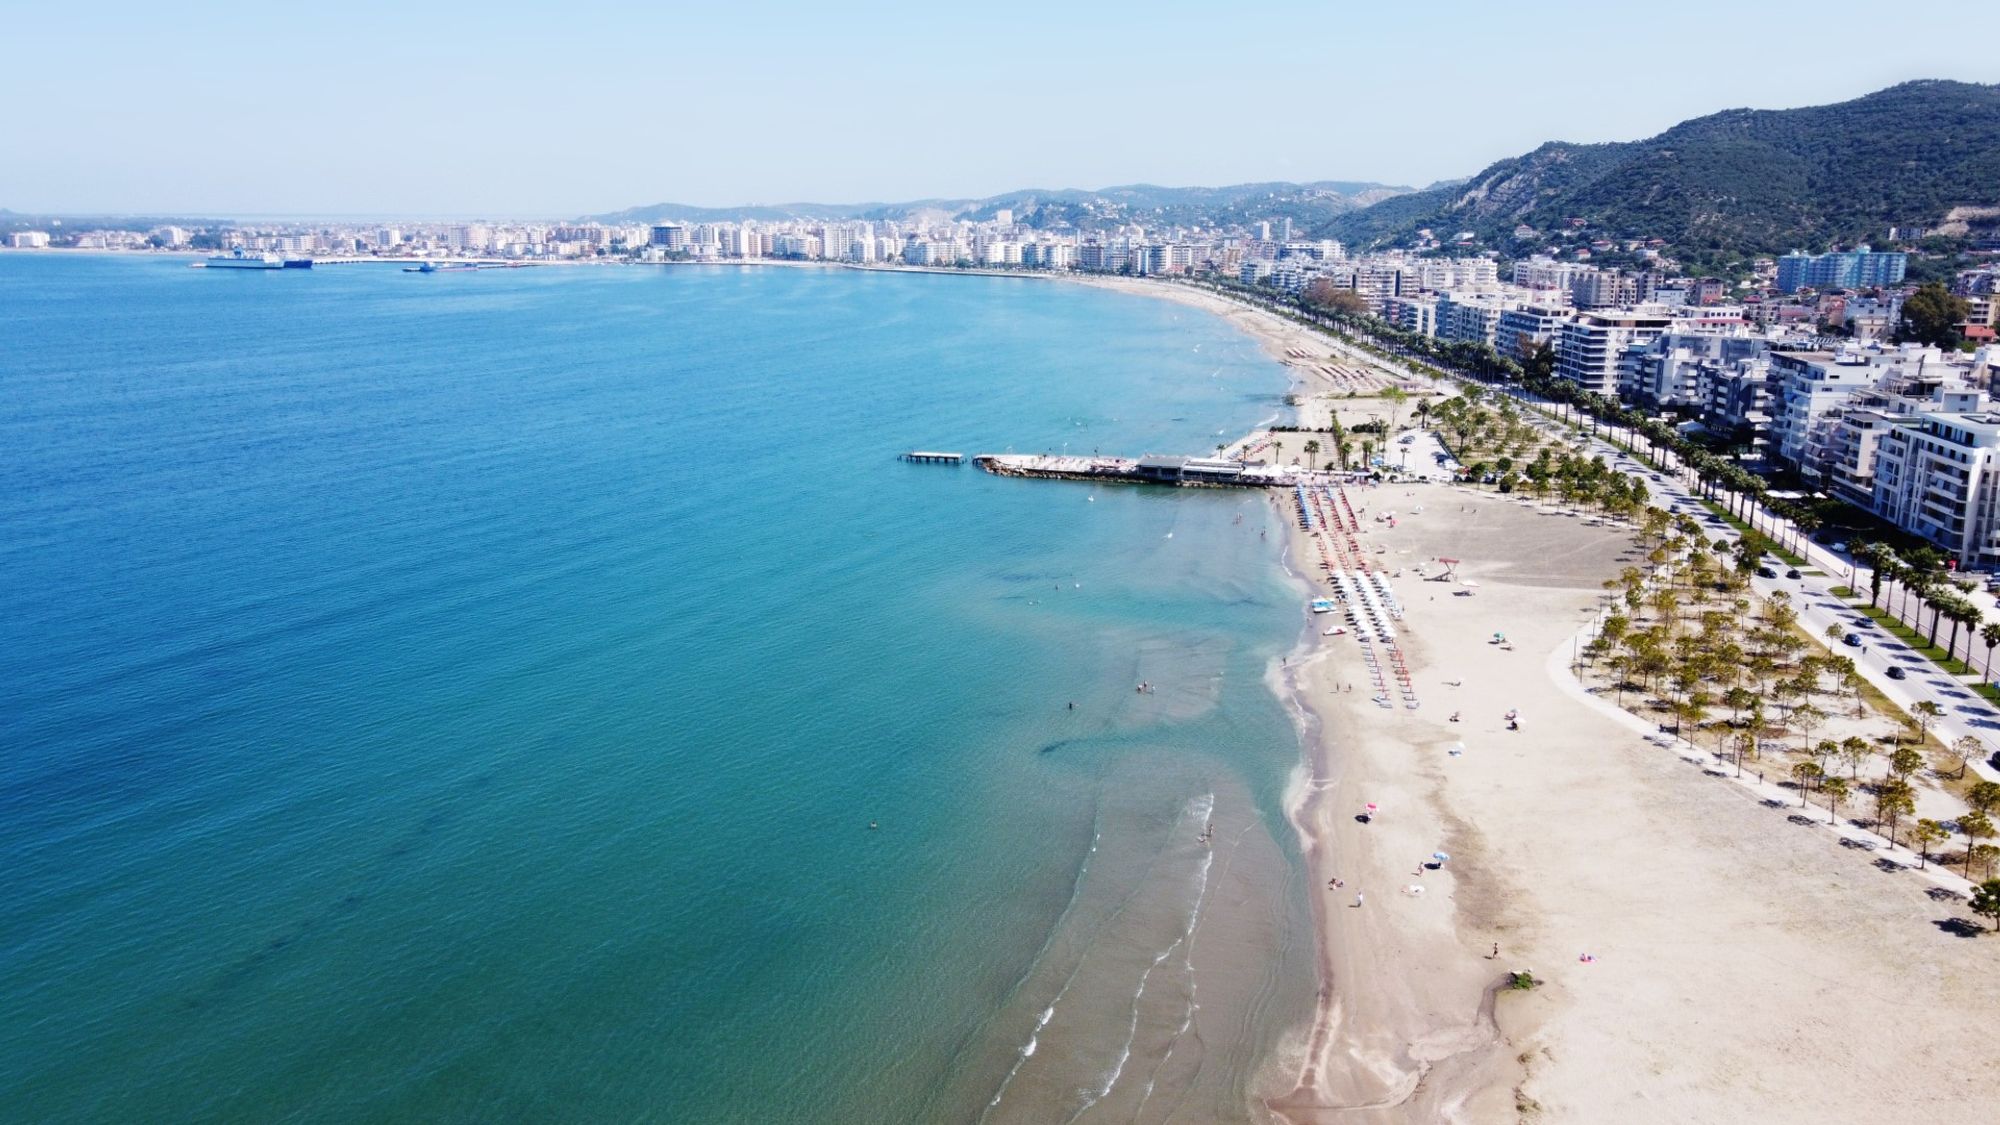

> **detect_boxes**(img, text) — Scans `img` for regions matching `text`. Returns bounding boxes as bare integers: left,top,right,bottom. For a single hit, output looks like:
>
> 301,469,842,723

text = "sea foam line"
1060,794,1218,1124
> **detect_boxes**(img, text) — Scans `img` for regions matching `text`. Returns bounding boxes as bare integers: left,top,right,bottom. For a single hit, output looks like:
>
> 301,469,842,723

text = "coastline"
1091,274,2000,1121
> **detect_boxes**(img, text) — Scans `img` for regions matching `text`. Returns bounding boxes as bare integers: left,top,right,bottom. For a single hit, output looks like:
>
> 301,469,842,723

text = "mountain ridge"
588,180,1414,228
1318,80,2000,264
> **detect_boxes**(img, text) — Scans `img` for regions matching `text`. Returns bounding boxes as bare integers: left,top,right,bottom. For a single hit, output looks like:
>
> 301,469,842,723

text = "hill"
1319,80,2000,265
590,180,1412,230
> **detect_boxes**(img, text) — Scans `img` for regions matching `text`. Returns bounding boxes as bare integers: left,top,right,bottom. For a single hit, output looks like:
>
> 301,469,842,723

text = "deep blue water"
0,256,1313,1121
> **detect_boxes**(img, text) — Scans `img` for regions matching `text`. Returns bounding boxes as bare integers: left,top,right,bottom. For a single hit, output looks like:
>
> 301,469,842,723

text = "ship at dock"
204,249,284,269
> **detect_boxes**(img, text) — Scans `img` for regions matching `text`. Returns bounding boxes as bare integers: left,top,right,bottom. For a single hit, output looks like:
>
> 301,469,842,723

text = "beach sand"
1265,485,2000,1121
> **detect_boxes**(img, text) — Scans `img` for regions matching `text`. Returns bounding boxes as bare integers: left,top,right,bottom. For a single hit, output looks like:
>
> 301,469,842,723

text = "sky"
4,0,1993,218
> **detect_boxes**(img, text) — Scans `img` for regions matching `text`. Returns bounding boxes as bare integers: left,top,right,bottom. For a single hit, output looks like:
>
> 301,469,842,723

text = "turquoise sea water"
0,256,1314,1121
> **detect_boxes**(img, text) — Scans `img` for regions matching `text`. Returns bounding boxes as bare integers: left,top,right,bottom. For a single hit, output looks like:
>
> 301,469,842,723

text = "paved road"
1202,284,2000,781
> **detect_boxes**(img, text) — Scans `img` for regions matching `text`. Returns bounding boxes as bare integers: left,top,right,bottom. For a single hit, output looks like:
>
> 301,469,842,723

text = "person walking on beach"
1488,942,1500,959
1353,892,1365,908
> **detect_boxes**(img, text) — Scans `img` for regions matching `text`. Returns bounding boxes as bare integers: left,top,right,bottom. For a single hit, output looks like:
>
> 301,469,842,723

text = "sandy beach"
1259,483,2000,1121
1068,274,2000,1119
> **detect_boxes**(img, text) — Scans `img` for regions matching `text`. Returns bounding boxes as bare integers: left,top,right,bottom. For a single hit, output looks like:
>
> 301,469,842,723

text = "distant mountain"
590,180,1413,230
1319,80,2000,263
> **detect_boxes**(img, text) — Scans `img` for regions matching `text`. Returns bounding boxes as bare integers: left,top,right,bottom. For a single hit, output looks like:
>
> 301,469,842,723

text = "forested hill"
1318,81,2000,263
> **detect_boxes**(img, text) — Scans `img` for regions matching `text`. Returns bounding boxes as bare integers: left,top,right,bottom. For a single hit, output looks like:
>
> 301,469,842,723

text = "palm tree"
1981,621,2000,683
1914,819,1950,869
1272,440,1285,465
1302,439,1321,470
1822,776,1850,826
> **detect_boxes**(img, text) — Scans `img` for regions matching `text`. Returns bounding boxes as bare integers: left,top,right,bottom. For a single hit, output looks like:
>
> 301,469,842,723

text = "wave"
1060,793,1217,1124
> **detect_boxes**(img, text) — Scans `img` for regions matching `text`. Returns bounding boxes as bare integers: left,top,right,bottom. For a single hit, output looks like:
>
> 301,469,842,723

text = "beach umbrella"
1364,802,1379,813
1461,579,1480,588
1432,852,1451,862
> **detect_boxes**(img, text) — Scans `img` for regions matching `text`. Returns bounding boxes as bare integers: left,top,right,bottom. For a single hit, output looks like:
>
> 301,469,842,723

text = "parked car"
1843,633,1863,647
1886,666,1908,680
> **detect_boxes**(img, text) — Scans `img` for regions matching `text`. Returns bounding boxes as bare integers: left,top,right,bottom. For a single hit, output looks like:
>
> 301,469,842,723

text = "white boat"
205,249,283,269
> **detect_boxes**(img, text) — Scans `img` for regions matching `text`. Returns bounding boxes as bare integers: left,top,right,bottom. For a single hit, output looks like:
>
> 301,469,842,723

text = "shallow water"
0,257,1315,1121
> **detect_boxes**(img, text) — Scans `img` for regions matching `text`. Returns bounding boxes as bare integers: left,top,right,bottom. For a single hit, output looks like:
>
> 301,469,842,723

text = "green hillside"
1320,80,2000,264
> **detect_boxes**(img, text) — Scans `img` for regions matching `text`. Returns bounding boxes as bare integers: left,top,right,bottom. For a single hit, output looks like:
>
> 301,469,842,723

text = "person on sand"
1490,942,1500,959
1353,893,1365,908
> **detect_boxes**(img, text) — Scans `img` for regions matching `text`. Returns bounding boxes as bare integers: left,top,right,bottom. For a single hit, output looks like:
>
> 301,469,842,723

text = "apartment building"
1554,308,1672,396
1494,302,1573,361
1871,411,2000,568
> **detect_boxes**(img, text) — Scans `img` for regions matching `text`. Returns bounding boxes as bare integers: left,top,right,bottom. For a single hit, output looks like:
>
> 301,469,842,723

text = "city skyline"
3,0,1993,216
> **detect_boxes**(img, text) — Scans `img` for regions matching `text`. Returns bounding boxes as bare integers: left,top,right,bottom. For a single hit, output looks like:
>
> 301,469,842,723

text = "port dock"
901,450,965,464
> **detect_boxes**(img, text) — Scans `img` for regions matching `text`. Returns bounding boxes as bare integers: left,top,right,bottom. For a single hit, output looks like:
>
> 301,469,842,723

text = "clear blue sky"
4,0,1992,218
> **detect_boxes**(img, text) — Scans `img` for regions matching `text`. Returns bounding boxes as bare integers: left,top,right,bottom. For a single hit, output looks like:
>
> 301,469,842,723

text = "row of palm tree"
1192,276,2000,686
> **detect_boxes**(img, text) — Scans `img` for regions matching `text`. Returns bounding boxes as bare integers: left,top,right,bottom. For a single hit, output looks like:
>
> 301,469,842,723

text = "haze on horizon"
5,0,1992,218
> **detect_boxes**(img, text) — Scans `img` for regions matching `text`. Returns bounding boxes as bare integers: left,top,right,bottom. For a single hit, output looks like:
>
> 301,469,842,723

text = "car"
1756,566,1778,578
1785,568,1802,579
1886,666,1908,680
1843,633,1863,647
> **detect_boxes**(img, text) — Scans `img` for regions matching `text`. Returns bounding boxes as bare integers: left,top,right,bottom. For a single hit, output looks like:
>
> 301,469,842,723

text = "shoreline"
1088,274,2000,1120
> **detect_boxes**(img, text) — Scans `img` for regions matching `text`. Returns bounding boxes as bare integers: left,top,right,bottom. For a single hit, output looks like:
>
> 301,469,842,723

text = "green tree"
1967,780,2000,818
1948,735,1981,782
1822,776,1850,826
1963,811,1996,878
1897,281,1970,348
1972,879,2000,932
1914,818,1950,870
1839,736,1871,779
1889,745,1925,781
1911,700,1944,744
1791,760,1824,805
1302,439,1321,470
1874,779,1916,847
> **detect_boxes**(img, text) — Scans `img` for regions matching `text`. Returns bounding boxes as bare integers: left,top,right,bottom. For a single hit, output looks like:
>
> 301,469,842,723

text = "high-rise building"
649,224,688,252
1776,247,1907,293
1554,309,1671,396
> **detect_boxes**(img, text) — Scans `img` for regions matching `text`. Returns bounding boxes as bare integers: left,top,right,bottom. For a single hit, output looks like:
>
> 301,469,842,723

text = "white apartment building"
1512,256,1590,292
1381,294,1437,337
1414,258,1498,292
1434,292,1515,347
1494,302,1573,361
1555,308,1672,396
1765,350,1889,470
7,231,51,248
1871,411,2000,568
1624,331,1767,410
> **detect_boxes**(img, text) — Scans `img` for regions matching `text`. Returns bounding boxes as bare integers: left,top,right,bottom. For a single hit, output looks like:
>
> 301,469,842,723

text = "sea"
0,255,1317,1122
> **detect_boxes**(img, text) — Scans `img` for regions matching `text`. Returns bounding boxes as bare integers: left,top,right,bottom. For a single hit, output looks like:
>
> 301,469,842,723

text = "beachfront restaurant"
1133,454,1252,485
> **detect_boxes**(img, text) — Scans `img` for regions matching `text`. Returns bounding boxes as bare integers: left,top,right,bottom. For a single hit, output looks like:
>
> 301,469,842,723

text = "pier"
976,452,1361,488
901,450,964,464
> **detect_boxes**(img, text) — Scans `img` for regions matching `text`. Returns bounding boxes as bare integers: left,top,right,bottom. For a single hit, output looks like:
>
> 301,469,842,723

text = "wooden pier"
901,451,964,464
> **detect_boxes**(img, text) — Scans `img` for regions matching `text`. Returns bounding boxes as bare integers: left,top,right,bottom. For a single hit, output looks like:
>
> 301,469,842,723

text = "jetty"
976,452,1358,489
900,450,964,464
